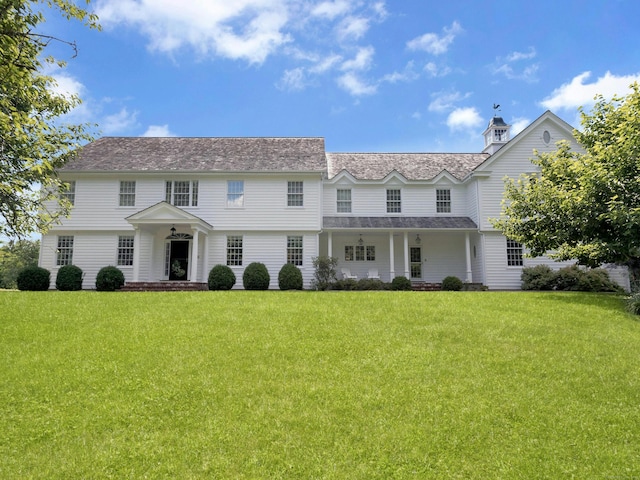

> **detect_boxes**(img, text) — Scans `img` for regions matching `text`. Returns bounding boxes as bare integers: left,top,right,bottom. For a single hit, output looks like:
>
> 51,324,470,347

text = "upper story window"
506,239,524,266
61,181,76,206
287,181,303,207
436,189,451,213
337,188,352,213
117,235,135,266
166,180,198,207
226,235,243,266
119,181,136,207
386,189,401,213
227,180,244,207
56,235,74,266
287,235,303,266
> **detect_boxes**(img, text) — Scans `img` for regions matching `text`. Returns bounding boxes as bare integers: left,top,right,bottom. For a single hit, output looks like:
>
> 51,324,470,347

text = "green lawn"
1,291,639,479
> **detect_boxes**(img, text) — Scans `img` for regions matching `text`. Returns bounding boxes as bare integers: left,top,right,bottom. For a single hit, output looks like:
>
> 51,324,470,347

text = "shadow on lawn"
533,291,628,314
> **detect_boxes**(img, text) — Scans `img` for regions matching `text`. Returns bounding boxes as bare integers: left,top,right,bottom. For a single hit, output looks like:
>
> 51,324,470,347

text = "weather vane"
493,103,501,116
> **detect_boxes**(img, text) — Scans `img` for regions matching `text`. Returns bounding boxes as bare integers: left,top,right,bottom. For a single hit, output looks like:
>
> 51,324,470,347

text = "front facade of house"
38,111,630,290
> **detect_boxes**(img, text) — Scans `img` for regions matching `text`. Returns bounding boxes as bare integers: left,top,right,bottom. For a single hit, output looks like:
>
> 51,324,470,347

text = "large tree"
0,0,98,238
493,83,640,287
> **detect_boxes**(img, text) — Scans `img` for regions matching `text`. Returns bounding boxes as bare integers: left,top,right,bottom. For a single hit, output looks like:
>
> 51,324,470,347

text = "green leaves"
0,0,98,238
493,83,640,281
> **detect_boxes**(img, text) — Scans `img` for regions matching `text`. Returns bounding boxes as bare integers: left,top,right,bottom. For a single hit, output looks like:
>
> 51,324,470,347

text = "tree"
0,238,40,288
0,0,99,238
493,83,640,288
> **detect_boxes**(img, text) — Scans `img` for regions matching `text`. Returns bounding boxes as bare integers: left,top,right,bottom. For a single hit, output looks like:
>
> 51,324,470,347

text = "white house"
38,111,630,290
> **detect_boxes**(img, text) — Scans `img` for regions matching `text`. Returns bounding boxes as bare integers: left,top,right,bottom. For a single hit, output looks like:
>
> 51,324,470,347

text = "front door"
168,240,189,280
410,246,422,279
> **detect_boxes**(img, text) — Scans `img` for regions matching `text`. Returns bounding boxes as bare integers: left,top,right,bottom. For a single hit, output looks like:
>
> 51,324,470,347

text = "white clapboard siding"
420,233,468,282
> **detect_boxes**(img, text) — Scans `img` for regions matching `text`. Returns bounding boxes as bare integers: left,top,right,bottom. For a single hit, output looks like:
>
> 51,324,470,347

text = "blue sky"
45,0,640,153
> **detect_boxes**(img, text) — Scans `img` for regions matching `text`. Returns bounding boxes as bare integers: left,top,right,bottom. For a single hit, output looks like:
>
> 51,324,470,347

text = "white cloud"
446,107,482,131
277,67,308,91
381,62,419,84
493,47,538,82
340,45,374,71
309,53,343,73
96,0,292,64
510,117,531,136
142,125,176,137
424,62,451,78
311,0,351,20
505,47,537,62
407,21,463,55
337,72,377,96
540,71,640,111
102,107,139,135
429,90,472,113
336,16,370,41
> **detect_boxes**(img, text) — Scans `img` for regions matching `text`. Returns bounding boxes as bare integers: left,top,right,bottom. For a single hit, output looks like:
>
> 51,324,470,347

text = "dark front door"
169,240,189,280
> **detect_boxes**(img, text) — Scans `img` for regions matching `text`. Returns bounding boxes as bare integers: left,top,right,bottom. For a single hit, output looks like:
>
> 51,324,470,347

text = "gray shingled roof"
323,216,477,229
326,152,489,181
62,137,327,172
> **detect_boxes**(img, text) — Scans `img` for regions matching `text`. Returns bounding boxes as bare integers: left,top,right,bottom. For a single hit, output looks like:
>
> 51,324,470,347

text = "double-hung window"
386,189,401,213
506,239,524,266
117,235,135,266
119,181,136,206
166,180,198,207
287,236,303,266
61,181,76,206
436,189,451,213
227,236,243,266
227,180,244,207
56,235,74,266
287,181,303,207
337,189,352,213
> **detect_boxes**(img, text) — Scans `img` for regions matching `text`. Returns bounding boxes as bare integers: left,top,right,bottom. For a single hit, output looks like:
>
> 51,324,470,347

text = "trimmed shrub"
278,263,303,290
208,264,236,291
391,275,412,291
332,278,358,291
16,266,50,291
555,265,582,291
56,265,83,291
356,278,389,291
311,255,338,291
626,292,640,315
95,266,125,291
578,268,622,293
243,262,270,290
521,265,556,290
442,275,463,291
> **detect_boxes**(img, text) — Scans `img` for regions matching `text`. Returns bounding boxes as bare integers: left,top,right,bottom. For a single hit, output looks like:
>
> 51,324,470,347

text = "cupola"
482,116,510,154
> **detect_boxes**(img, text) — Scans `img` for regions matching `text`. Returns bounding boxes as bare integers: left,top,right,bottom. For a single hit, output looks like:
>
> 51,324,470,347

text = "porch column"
465,232,473,283
133,227,141,282
190,228,200,282
328,231,333,258
403,231,410,278
389,233,395,279
203,233,210,281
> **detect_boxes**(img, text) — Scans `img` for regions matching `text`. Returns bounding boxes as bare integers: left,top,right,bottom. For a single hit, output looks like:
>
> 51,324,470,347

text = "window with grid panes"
287,236,303,266
119,181,136,206
336,188,352,213
61,181,76,205
227,180,244,207
165,180,198,206
226,236,243,266
117,236,134,266
436,188,451,213
287,181,303,207
386,188,401,213
506,239,524,266
56,236,74,266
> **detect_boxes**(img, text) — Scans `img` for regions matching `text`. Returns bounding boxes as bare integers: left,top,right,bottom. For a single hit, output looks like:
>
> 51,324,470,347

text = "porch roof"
323,216,477,230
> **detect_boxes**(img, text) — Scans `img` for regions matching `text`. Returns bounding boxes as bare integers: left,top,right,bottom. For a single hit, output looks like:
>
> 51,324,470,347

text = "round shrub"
521,265,556,290
243,262,270,290
357,278,389,290
391,275,412,291
16,266,50,291
626,292,640,315
278,263,303,290
56,265,83,291
441,275,463,291
208,264,236,290
95,266,125,291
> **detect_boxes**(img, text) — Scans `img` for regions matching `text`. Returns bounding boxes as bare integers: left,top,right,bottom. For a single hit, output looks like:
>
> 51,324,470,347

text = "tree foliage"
0,238,39,288
493,83,640,287
0,0,99,238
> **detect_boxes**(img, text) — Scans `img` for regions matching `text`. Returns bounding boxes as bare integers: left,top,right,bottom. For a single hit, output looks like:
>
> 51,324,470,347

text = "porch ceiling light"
170,225,176,237
416,234,421,244
358,234,364,246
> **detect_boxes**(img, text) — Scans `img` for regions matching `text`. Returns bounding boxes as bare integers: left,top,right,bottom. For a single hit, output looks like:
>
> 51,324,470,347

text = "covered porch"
321,216,481,284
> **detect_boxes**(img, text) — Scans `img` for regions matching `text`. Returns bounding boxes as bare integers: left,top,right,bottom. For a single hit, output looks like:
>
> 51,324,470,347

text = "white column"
203,232,210,281
132,227,141,282
389,232,395,279
403,231,410,278
190,228,200,282
328,231,333,258
465,232,473,283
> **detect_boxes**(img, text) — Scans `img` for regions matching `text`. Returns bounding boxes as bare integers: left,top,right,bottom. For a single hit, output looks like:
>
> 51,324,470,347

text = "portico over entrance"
126,202,213,283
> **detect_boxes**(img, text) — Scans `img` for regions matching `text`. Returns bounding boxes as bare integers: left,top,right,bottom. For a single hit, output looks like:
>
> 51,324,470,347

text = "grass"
1,291,639,479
